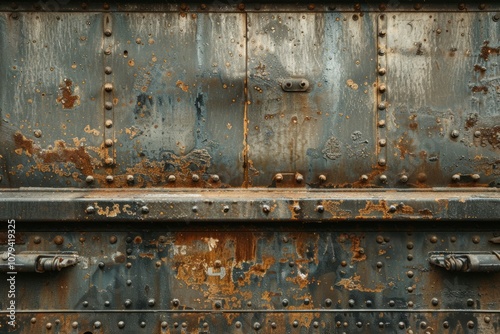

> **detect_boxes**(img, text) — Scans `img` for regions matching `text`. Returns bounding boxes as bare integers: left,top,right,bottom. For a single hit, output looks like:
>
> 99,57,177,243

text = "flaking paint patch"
95,203,121,217
336,274,385,293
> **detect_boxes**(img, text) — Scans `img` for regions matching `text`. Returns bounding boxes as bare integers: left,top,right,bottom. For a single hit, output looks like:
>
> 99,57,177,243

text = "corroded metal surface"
1,223,500,333
0,1,500,334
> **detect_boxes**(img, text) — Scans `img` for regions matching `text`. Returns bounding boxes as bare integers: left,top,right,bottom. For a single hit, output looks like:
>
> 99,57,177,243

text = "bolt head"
316,205,324,213
168,175,176,182
452,174,461,182
104,29,112,36
262,205,270,213
126,174,134,182
141,206,149,214
94,321,101,328
253,322,261,330
295,173,304,183
86,206,95,214
380,174,387,182
378,67,386,75
191,174,200,182
148,298,155,307
86,175,94,183
104,83,113,92
106,175,114,182
378,120,386,127
361,174,369,181
275,173,283,182
319,174,327,182
211,174,220,182
378,138,387,147
472,174,480,181
451,130,460,138
105,139,113,147
71,321,78,328
400,175,408,183
105,119,113,128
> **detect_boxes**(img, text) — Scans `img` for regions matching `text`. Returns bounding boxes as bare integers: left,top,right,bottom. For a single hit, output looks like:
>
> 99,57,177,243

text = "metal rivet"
348,299,355,307
71,321,78,329
282,299,289,307
388,205,397,213
46,323,52,329
472,174,480,181
238,3,245,10
141,206,149,214
30,318,36,324
307,3,315,10
414,3,422,10
407,242,414,249
378,138,387,147
458,3,466,10
420,321,427,329
467,298,474,306
407,286,414,292
104,29,112,36
304,298,310,305
356,321,363,328
126,174,134,183
211,174,220,182
105,139,113,147
472,236,480,244
325,298,332,307
106,175,114,182
124,299,132,307
253,322,261,330
174,322,179,328
493,14,500,22
295,173,304,183
316,205,324,213
104,300,110,307
105,157,114,165
293,205,301,213
378,49,385,56
126,249,132,255
443,321,450,328
376,235,384,243
261,204,270,214
408,254,414,261
378,102,386,110
366,300,372,307
293,320,299,328
379,174,387,182
398,322,405,329
34,129,42,138
94,321,101,329
313,321,319,328
450,130,459,138
341,260,347,267
407,271,414,278
336,321,341,327
400,175,408,183
361,174,369,182
105,101,113,110
379,322,385,328
319,174,327,182
214,301,222,308
103,2,110,9
378,30,386,37
452,174,461,182
161,321,168,328
118,321,125,329
432,298,439,306
85,175,94,183
485,317,491,323
467,321,475,329
192,206,198,213
104,48,112,55
203,323,209,329
168,175,176,182
430,236,438,243
155,260,161,267
140,322,146,328
389,300,396,307
191,174,200,182
109,235,117,244
148,298,155,307
378,67,386,75
54,235,64,245
172,299,180,307
126,279,132,286
408,301,414,307
223,205,229,213
82,301,89,307
104,66,112,74
33,236,41,244
275,173,283,182
105,119,113,128
378,120,386,127
376,261,383,268
104,83,113,92
98,261,105,269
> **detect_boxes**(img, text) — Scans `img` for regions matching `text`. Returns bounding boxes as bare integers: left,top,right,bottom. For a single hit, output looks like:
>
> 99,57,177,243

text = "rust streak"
336,274,385,293
56,78,79,109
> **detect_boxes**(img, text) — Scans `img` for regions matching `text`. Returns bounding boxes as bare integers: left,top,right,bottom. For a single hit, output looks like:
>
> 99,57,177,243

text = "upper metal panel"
109,12,246,187
384,12,500,187
246,12,378,187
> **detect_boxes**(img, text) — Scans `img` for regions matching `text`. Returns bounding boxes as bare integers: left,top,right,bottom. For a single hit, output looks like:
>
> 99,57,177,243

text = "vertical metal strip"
377,14,388,184
243,11,249,188
103,14,115,170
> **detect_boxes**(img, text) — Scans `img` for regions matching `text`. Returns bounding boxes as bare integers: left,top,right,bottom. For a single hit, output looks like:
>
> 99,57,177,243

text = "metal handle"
0,251,79,273
429,251,500,272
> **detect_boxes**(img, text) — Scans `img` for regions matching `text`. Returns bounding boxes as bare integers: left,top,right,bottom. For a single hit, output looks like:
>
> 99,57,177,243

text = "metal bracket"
0,251,79,273
281,79,309,92
429,251,500,272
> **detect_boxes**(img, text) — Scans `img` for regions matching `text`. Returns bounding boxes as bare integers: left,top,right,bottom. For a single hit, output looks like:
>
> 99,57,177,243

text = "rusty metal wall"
0,1,500,334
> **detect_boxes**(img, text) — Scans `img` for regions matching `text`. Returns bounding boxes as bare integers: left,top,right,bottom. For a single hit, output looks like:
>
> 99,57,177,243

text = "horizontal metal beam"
1,188,499,222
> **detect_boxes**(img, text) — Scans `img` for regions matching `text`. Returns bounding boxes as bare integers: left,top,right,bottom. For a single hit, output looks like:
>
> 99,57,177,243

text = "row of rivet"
103,14,114,166
360,173,481,184
13,2,498,12
377,14,388,170
31,318,487,331
85,174,219,184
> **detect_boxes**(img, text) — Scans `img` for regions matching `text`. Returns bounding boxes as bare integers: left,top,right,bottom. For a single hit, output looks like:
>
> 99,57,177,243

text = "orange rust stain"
480,41,499,61
56,78,79,109
139,253,155,259
472,86,488,93
349,235,367,263
336,274,385,293
134,236,143,244
176,80,189,92
322,200,350,218
13,132,95,175
357,200,391,218
396,135,416,159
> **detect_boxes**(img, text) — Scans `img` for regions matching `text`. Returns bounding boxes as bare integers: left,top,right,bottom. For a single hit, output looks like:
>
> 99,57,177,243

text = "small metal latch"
281,79,310,92
0,251,79,273
429,251,500,272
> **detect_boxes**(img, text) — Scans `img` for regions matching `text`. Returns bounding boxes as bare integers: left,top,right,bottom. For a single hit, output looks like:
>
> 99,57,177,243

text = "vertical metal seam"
243,11,249,188
377,14,388,183
103,13,115,169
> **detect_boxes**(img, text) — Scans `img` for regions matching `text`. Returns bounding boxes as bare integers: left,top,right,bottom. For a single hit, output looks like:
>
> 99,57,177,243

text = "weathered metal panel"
247,12,378,187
